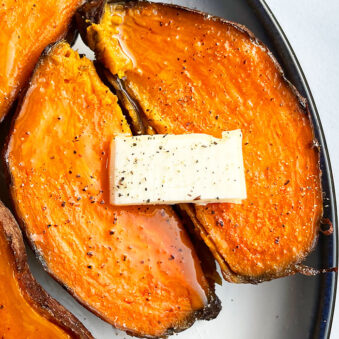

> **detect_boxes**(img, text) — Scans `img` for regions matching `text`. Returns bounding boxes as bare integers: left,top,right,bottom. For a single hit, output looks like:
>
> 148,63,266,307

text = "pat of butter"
110,130,246,205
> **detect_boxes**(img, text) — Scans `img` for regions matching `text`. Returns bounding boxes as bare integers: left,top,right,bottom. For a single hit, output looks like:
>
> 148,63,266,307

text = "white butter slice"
110,130,246,205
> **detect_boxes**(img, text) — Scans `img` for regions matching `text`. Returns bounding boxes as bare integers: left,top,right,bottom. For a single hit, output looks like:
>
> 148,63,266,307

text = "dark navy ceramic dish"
248,2,337,338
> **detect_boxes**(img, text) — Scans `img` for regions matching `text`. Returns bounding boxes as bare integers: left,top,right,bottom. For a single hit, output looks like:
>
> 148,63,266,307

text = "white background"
266,0,339,337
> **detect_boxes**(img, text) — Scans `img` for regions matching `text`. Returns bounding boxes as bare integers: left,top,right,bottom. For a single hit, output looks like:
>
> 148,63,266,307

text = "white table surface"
265,0,339,337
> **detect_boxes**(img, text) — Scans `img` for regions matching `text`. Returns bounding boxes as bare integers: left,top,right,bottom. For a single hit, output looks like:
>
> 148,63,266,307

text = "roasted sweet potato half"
0,200,92,338
6,41,220,338
79,1,323,283
0,0,83,121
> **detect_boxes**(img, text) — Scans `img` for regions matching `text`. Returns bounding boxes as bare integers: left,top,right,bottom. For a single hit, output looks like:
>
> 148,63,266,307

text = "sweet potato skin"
0,0,83,121
80,1,323,282
0,200,92,338
6,41,220,338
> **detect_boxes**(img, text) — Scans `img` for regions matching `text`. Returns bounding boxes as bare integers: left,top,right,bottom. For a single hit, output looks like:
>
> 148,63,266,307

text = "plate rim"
247,1,338,338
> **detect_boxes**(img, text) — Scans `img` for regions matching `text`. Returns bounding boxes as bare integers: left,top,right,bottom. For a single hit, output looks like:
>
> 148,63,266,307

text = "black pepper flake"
215,115,219,120
217,220,224,227
47,224,52,228
87,252,93,257
82,186,88,192
146,199,150,203
169,255,175,260
61,201,66,207
69,170,72,174
275,237,280,244
73,150,77,154
77,197,81,201
0,305,3,309
76,174,81,178
284,180,290,185
109,230,115,235
87,265,92,269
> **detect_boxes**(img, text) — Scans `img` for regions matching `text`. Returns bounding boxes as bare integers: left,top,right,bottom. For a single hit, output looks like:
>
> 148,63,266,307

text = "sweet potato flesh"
87,2,322,281
6,42,215,337
0,0,82,120
0,215,70,337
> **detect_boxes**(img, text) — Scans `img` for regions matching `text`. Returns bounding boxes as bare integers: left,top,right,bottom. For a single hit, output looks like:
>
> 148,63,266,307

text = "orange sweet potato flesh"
0,201,92,338
83,1,323,283
0,0,83,121
6,41,219,338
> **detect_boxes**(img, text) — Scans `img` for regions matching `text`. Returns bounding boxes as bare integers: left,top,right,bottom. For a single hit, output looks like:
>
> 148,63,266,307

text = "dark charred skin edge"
75,0,106,46
77,0,337,283
0,1,85,125
3,41,221,339
0,201,93,338
94,62,146,135
320,218,334,236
